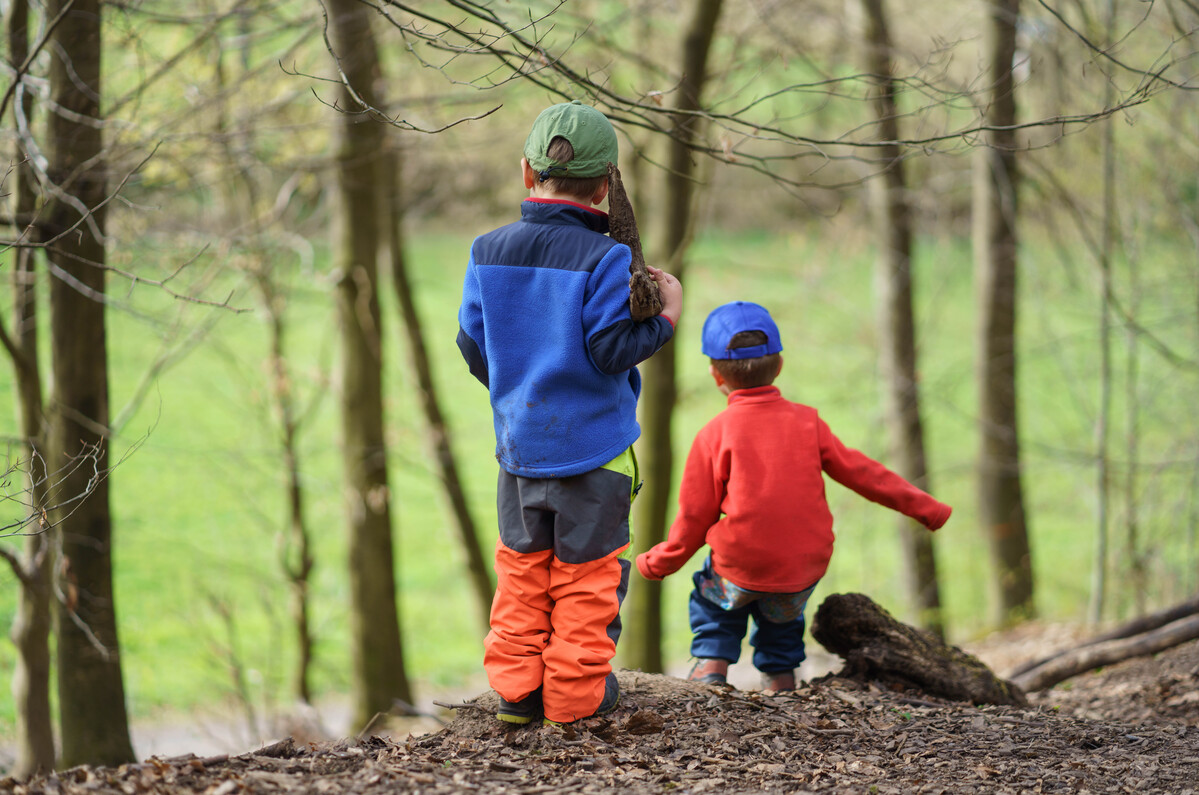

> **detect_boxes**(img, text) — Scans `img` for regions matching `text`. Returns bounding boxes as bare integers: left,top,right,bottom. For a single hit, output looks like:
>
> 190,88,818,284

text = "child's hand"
647,266,682,326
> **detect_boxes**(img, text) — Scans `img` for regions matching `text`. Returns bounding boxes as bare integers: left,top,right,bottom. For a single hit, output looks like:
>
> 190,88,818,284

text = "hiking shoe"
688,658,730,685
543,673,620,726
497,688,542,725
595,671,620,715
761,669,796,691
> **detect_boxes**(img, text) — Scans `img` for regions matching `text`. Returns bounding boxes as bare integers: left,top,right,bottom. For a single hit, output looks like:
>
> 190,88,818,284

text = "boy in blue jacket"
457,101,682,725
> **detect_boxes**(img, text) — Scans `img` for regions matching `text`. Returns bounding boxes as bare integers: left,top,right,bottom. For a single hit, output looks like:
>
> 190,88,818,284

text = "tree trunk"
212,28,318,707
381,142,494,634
283,428,315,706
261,285,317,705
326,0,411,732
973,0,1034,624
5,0,56,778
861,0,944,639
8,286,56,782
45,0,136,768
7,530,54,780
7,237,56,776
623,0,723,674
1090,0,1121,625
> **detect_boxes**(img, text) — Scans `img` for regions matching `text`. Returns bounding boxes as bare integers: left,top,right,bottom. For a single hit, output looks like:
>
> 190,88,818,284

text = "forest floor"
5,623,1198,794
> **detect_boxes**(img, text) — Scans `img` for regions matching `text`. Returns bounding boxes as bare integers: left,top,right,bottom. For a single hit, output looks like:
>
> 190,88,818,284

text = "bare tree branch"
307,0,503,133
2,424,148,546
0,0,76,121
1,145,159,250
310,0,1195,193
1025,157,1199,373
1034,0,1199,92
0,541,33,586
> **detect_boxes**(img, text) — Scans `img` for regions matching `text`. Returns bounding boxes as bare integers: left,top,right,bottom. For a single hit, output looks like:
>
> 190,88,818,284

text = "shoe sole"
497,713,537,725
544,686,620,726
596,690,620,715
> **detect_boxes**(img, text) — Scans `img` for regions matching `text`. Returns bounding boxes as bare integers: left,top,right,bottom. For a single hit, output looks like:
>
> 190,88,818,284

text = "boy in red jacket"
636,301,951,690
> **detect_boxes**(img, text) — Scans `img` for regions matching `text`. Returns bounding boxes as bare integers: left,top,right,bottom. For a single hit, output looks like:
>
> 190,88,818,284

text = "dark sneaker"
688,658,730,685
544,673,620,726
497,688,542,725
595,671,620,715
761,669,796,691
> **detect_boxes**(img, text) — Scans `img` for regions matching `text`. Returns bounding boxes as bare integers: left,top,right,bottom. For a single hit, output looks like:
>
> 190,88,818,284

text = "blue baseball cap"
701,301,784,360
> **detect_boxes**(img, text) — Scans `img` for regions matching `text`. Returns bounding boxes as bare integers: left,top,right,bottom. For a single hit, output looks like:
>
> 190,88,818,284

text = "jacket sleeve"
636,431,723,580
583,244,674,374
456,253,489,387
817,418,952,530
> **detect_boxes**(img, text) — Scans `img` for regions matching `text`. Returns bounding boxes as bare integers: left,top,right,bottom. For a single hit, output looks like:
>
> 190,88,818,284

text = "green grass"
2,228,1197,747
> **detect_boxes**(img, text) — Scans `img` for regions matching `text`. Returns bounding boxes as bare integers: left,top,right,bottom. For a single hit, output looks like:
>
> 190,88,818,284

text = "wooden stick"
606,162,662,322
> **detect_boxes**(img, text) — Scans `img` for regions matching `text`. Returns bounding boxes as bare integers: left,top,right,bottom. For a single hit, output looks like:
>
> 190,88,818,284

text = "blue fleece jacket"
457,199,674,478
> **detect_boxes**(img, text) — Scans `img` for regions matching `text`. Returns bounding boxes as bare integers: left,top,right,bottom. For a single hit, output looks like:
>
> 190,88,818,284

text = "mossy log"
606,162,662,322
811,593,1027,706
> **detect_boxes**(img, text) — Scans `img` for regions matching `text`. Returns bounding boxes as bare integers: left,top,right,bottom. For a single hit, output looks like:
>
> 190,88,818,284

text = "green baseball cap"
523,100,618,179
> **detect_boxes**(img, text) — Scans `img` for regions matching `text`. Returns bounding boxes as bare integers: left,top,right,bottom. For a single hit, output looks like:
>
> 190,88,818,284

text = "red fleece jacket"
636,386,952,592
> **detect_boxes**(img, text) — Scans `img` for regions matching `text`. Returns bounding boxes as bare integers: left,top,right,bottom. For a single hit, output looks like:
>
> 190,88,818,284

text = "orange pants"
484,542,628,721
484,461,633,723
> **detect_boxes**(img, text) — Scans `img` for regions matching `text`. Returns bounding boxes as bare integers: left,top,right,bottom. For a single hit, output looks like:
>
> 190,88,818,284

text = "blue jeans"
688,558,816,673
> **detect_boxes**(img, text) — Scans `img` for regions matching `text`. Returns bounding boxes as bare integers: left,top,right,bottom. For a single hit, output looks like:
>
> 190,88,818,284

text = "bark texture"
974,0,1034,623
383,143,494,632
327,0,411,731
812,593,1027,706
263,279,316,705
213,34,319,707
5,0,56,777
623,0,723,674
861,0,943,637
45,0,136,768
606,163,662,322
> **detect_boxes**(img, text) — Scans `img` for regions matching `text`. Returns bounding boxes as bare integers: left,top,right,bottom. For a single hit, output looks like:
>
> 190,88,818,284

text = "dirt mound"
8,644,1198,794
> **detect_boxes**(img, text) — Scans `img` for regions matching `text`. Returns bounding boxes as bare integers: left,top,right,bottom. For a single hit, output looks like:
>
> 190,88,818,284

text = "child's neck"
530,187,603,209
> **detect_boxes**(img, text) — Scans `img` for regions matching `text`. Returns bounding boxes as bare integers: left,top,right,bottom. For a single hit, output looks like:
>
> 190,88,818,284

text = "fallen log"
811,592,1027,706
1007,592,1199,679
1010,613,1199,693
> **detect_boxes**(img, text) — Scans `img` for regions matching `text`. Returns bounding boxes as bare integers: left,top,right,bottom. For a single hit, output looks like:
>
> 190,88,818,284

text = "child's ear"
709,364,725,389
776,355,784,377
591,176,610,206
521,157,536,190
709,364,733,395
